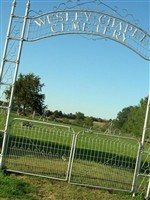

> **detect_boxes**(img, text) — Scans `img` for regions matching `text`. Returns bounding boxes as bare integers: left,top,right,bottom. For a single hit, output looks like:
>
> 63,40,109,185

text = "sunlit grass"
0,170,36,200
0,170,144,200
0,116,149,199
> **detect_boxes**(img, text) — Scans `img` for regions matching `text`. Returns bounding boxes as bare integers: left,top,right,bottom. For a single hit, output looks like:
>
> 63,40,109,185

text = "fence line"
3,118,150,197
5,118,75,181
68,131,140,192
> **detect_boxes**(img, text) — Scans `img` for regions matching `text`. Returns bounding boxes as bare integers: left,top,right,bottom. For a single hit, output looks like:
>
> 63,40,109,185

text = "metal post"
0,0,17,169
142,92,150,199
132,92,150,196
0,0,30,169
145,179,150,200
141,92,150,146
131,142,142,195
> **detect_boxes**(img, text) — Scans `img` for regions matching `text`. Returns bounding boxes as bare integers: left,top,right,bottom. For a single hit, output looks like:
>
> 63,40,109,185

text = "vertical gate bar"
65,131,76,181
0,0,16,81
132,92,150,196
0,0,30,169
145,178,150,200
68,132,80,183
131,142,142,195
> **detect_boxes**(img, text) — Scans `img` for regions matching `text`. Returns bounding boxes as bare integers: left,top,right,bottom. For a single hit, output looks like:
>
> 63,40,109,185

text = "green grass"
1,118,149,192
0,170,36,200
0,115,149,199
5,155,69,179
7,117,149,163
4,154,135,190
0,109,7,130
0,170,145,200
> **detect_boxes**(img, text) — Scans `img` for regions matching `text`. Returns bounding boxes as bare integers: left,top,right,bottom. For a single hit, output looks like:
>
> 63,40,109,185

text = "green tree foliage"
114,106,134,129
5,73,45,115
66,113,76,119
53,110,63,118
114,97,148,136
75,112,85,123
84,116,94,127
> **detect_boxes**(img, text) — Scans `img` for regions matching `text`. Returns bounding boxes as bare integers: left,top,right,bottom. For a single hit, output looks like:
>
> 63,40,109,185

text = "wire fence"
68,132,140,192
5,118,75,181
4,118,145,193
138,151,150,197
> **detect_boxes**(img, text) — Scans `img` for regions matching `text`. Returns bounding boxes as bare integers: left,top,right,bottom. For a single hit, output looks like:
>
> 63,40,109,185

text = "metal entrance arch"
0,0,150,198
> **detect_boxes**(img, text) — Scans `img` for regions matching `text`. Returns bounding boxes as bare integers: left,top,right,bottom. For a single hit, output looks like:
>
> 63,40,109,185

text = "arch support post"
0,0,30,169
132,92,150,197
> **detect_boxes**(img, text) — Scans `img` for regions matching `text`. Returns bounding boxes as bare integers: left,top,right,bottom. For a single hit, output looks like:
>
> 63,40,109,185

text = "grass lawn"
0,170,145,200
0,116,149,199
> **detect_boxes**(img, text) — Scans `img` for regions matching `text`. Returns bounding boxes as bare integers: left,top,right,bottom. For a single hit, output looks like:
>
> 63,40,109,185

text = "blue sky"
0,0,149,119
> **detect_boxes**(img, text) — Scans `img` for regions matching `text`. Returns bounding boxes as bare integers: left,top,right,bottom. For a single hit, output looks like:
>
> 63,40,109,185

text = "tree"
53,110,63,118
66,113,76,119
114,97,148,136
114,106,134,129
42,110,53,117
84,117,93,127
5,73,45,115
76,112,85,122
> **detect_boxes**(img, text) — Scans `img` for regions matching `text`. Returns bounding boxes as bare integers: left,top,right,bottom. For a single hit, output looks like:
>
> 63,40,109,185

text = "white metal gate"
5,118,143,194
5,118,75,181
68,132,140,192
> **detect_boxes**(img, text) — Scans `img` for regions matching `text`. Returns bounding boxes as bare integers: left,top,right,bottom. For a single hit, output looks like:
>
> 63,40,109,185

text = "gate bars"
5,118,141,194
68,132,140,193
5,118,76,181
